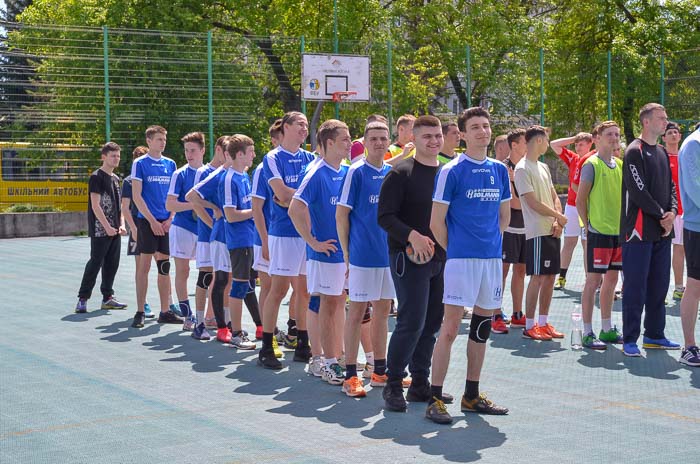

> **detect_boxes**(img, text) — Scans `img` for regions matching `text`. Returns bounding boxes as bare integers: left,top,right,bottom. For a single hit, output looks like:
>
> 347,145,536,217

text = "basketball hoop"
331,91,357,103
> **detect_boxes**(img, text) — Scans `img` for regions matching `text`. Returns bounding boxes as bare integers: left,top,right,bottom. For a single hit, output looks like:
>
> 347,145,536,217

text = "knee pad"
196,270,213,290
362,304,373,324
229,280,249,299
469,314,492,344
156,259,170,275
308,295,320,314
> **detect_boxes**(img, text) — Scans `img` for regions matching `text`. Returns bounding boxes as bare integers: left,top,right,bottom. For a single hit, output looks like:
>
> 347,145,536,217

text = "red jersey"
559,147,580,206
668,152,683,215
572,150,597,188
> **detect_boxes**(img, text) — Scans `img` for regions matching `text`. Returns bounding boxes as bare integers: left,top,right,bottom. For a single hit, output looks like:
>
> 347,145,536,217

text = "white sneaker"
308,356,324,377
322,363,344,385
231,333,256,350
362,362,374,379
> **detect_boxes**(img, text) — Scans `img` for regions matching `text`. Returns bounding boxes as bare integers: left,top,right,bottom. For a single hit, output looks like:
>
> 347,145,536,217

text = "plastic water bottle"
571,308,583,350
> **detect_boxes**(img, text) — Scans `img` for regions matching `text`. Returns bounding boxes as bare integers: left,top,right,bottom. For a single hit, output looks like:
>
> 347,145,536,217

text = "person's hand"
262,242,269,261
660,211,675,230
149,220,165,236
344,259,350,279
408,230,435,263
311,238,338,257
556,213,568,227
402,142,415,158
212,207,222,220
118,226,128,236
105,225,118,237
162,218,172,233
130,228,138,242
552,221,563,238
272,195,289,208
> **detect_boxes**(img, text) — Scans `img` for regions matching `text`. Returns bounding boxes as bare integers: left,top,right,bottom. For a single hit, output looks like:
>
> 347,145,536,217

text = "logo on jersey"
466,188,500,201
284,174,300,185
472,168,491,173
147,175,172,184
493,286,502,299
369,194,379,204
330,195,339,205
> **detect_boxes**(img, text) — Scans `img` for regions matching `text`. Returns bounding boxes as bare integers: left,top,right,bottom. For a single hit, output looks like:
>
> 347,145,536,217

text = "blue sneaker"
623,343,642,357
75,298,87,314
642,337,681,350
191,323,211,340
143,303,155,319
169,303,183,317
679,346,700,367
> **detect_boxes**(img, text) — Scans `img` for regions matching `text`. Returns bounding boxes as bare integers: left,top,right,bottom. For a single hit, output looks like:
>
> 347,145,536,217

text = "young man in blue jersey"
336,120,395,396
187,136,228,339
219,135,257,350
427,107,511,423
130,125,182,328
166,132,205,331
259,112,315,369
187,143,233,343
289,119,350,385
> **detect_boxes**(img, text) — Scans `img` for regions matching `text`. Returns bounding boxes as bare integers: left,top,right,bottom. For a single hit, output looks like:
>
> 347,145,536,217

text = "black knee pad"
156,259,170,275
196,270,213,290
469,314,492,343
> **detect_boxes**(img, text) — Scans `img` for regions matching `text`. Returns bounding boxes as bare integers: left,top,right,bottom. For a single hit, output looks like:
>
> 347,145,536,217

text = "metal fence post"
539,48,545,126
660,54,665,106
207,31,214,160
333,1,340,120
387,41,393,138
466,45,472,108
301,36,306,117
607,50,612,120
102,26,111,141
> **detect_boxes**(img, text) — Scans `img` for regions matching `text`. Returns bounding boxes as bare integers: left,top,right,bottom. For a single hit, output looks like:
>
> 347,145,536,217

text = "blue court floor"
0,236,698,464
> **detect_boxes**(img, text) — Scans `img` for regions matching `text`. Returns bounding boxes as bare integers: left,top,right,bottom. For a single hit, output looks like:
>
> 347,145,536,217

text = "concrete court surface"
0,235,698,464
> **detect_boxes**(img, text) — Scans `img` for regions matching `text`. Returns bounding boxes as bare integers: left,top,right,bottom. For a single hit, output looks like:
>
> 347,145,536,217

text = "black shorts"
526,235,561,276
136,217,169,255
586,231,622,273
502,231,526,264
229,247,254,281
683,228,700,280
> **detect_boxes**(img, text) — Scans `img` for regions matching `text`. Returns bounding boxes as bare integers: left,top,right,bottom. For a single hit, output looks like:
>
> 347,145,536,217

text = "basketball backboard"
301,54,370,102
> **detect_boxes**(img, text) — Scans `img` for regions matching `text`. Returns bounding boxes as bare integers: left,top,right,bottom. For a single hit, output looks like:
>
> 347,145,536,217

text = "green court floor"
1,236,698,463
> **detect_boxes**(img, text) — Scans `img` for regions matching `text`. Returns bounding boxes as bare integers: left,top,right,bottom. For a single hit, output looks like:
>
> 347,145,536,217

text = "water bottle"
571,308,583,350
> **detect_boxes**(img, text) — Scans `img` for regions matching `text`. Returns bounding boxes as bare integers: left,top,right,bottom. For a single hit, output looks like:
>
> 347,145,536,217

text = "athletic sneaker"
75,298,87,314
539,323,565,339
599,326,623,344
614,290,622,301
204,317,217,329
158,310,183,324
231,332,256,350
342,376,367,397
673,287,685,300
274,328,287,344
272,336,283,359
510,313,526,327
623,342,642,357
216,328,232,344
293,344,312,363
308,356,324,377
322,363,345,386
191,323,211,340
522,325,552,341
582,332,606,350
383,381,407,412
143,303,155,319
463,307,473,319
554,276,566,290
491,316,509,334
258,348,282,370
255,325,263,341
679,346,700,367
642,337,681,350
337,355,346,369
426,398,453,424
370,372,388,387
460,393,508,415
182,318,196,332
283,334,298,349
169,303,183,317
101,297,128,310
406,381,454,404
131,311,145,328
362,363,374,379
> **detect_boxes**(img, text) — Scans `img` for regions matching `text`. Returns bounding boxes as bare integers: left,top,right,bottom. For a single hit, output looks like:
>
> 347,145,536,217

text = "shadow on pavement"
489,333,566,359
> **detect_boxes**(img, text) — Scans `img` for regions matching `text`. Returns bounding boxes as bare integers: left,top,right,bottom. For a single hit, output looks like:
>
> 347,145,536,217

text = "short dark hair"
280,111,306,135
215,135,229,150
525,125,547,143
457,106,490,132
396,114,416,130
367,114,388,124
574,132,593,143
181,132,205,149
441,122,459,135
639,102,665,124
364,121,390,138
225,134,254,159
132,146,148,159
506,128,526,148
101,142,121,156
664,122,680,135
318,119,349,152
269,119,283,139
412,115,441,132
597,120,619,136
145,125,167,139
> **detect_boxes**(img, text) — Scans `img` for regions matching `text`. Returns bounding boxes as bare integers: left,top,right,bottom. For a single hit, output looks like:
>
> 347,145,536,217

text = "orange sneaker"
370,372,388,387
540,323,564,339
510,313,526,327
492,317,509,334
216,328,232,343
522,324,552,341
342,376,367,397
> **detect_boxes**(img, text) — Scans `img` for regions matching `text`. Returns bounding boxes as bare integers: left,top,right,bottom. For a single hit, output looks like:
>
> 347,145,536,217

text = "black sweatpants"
77,235,121,300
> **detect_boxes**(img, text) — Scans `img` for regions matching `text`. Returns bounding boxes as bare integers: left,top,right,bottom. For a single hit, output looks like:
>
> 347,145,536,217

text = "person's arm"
90,192,118,236
385,142,414,166
575,164,594,231
550,136,576,157
336,205,351,267
224,206,253,223
623,147,665,219
263,155,296,206
429,202,448,252
288,198,337,256
166,171,193,213
252,197,269,260
121,198,138,238
499,201,510,233
680,139,700,207
515,166,567,225
131,178,165,236
186,188,214,229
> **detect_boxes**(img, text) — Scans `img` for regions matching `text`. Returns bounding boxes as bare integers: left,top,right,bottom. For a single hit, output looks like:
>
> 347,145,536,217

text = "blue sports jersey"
221,168,255,250
294,160,348,264
192,166,226,244
262,146,316,237
130,154,177,221
251,162,272,247
433,154,511,259
193,163,217,243
167,164,199,234
338,160,391,268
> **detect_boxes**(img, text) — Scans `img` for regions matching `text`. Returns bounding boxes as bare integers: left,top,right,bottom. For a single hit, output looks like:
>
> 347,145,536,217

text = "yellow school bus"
0,142,95,212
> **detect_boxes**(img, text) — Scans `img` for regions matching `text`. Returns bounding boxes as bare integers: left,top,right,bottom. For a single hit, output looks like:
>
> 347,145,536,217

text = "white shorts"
211,240,231,273
253,244,270,274
169,225,197,260
348,265,395,302
195,241,213,269
443,258,502,310
306,260,346,296
268,236,306,277
673,215,684,246
563,204,582,237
